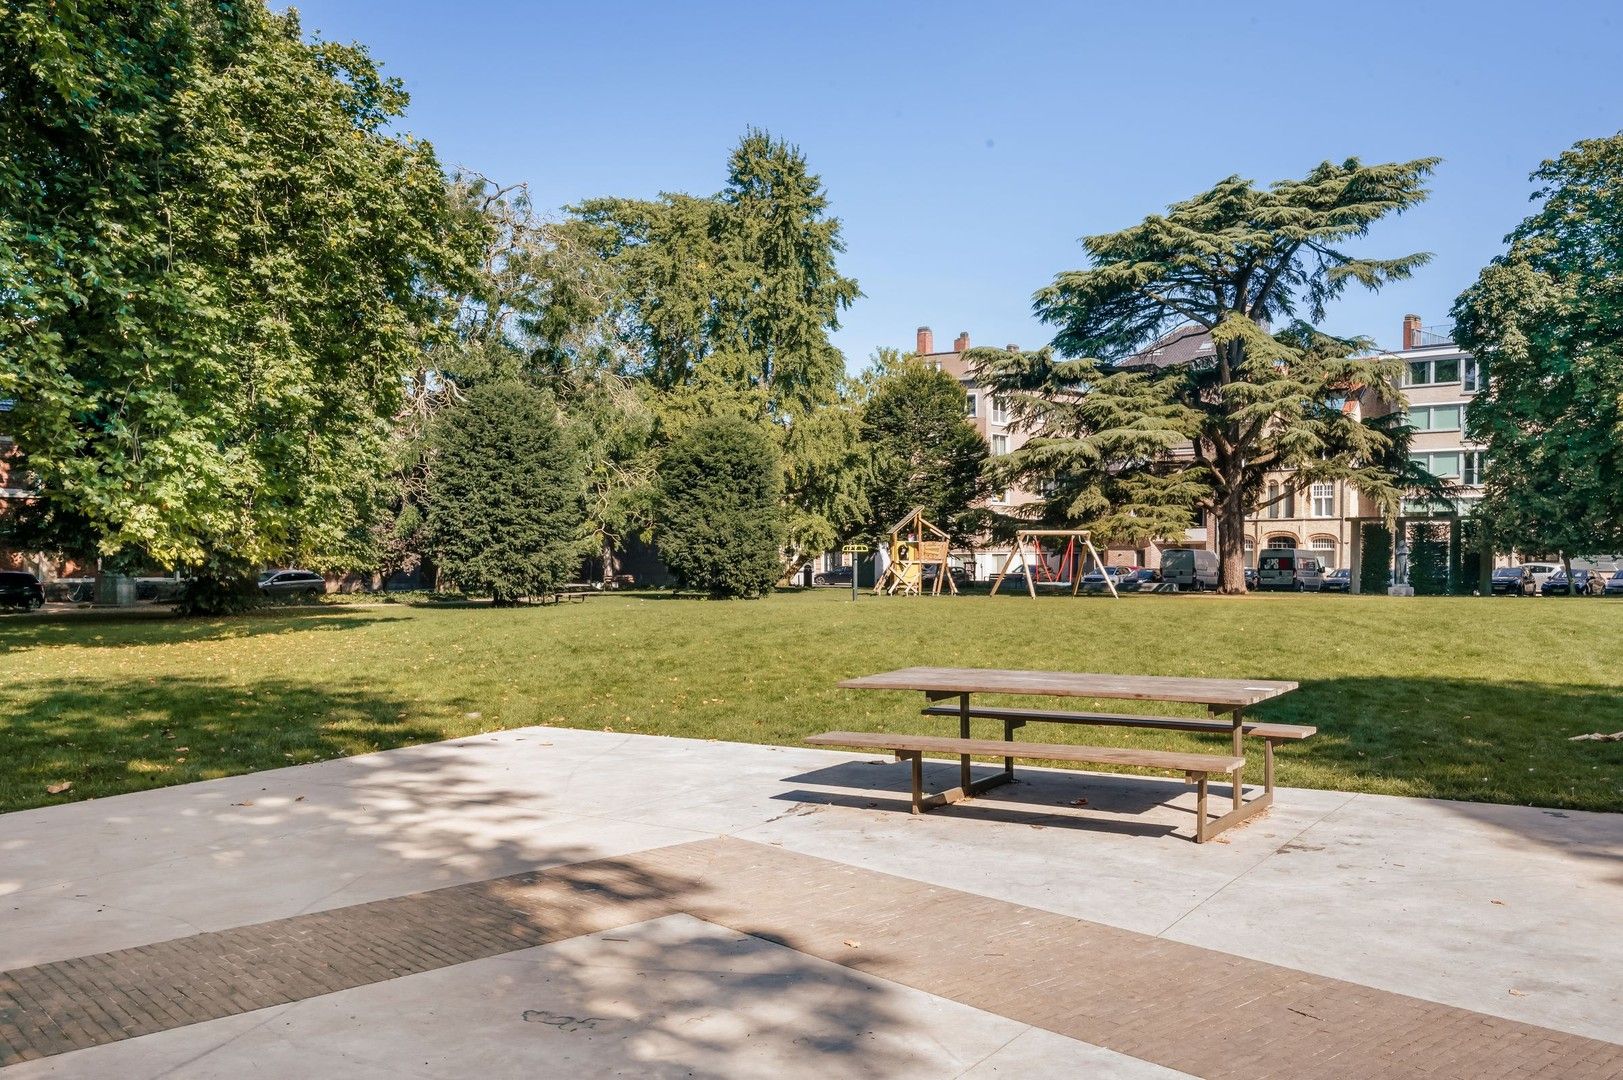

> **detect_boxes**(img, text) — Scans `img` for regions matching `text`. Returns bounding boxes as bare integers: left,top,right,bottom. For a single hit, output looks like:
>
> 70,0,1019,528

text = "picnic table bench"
812,667,1310,843
539,584,593,605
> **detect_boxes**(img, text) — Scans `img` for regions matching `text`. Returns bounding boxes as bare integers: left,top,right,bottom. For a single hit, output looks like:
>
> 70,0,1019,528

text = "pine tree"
656,416,787,598
426,381,584,605
971,159,1437,591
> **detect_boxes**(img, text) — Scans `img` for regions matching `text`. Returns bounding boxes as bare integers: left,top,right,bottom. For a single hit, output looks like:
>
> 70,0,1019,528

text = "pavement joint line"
0,836,1617,1078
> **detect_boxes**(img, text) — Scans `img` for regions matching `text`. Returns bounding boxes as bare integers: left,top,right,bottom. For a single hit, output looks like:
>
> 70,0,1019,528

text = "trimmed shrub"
656,416,786,598
1409,523,1449,595
426,380,584,606
1359,523,1391,594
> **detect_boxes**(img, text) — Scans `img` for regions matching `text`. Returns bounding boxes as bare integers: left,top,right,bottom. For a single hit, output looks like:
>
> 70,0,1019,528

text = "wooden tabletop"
837,666,1297,708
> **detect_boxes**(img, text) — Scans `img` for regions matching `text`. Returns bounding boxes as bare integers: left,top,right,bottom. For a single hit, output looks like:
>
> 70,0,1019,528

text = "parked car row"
1491,563,1620,596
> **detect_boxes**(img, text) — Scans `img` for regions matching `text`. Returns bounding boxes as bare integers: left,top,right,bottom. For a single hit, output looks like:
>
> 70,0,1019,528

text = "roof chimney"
916,326,933,355
953,331,970,353
1402,313,1422,350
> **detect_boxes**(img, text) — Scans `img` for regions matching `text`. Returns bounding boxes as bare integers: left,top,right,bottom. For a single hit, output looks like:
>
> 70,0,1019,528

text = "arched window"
1266,483,1281,519
1268,534,1296,549
1310,536,1337,561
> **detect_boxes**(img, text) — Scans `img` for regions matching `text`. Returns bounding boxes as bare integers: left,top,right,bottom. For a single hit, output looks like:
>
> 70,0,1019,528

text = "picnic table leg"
1228,706,1244,812
958,693,973,795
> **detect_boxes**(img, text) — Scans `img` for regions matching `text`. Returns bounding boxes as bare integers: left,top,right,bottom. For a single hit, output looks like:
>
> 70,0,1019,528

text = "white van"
1257,548,1326,591
1159,548,1218,591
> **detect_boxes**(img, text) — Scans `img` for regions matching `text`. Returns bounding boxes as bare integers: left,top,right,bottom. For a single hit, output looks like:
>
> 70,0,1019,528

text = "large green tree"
1451,133,1623,581
655,415,787,598
425,381,584,604
572,132,863,571
0,2,478,595
971,159,1436,591
860,357,988,544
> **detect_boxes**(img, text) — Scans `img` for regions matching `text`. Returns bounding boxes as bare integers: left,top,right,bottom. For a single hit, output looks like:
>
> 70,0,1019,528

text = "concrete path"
1,727,1619,1076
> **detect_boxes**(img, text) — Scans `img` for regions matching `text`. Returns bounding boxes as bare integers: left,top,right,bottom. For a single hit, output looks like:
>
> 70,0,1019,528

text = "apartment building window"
991,397,1008,425
1266,482,1281,519
1408,403,1463,431
1405,356,1463,386
964,393,978,419
1310,483,1334,518
1462,356,1480,392
1310,536,1336,556
991,434,1009,456
1463,450,1484,486
1410,451,1462,478
1283,487,1296,518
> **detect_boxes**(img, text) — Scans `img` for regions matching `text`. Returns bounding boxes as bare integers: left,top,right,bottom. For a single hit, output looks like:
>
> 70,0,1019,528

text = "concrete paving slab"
957,1028,1198,1079
0,915,1166,1079
2,726,1618,1047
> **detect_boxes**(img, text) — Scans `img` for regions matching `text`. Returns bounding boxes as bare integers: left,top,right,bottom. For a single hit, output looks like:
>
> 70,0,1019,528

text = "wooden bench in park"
539,585,592,606
805,731,1245,842
917,704,1315,797
819,667,1309,843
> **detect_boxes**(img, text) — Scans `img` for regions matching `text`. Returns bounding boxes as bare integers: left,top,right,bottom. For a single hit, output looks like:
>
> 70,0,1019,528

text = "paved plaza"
2,727,1619,1077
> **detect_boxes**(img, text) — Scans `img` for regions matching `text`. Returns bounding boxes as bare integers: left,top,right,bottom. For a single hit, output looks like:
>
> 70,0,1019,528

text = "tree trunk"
1215,503,1248,593
1562,553,1573,595
601,539,617,588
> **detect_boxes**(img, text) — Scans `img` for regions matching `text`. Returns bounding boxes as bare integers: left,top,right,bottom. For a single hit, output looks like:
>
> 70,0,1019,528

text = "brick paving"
2,836,1619,1077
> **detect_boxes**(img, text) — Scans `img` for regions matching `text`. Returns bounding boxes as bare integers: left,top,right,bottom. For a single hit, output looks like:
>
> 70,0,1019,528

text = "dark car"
1319,568,1351,593
922,564,971,588
1244,567,1259,590
812,565,853,587
257,569,326,598
0,571,45,611
1541,569,1603,596
1491,565,1531,596
1117,568,1163,592
1606,569,1623,597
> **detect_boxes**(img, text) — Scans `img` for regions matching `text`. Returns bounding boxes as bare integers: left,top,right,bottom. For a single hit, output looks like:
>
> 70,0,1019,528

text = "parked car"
1541,568,1604,596
1159,548,1218,591
1490,565,1532,596
257,568,326,598
1319,568,1351,593
1117,568,1164,592
1605,569,1623,597
0,571,45,611
1518,561,1564,595
1244,567,1259,590
812,565,853,587
1080,565,1136,592
1256,548,1327,591
922,564,971,588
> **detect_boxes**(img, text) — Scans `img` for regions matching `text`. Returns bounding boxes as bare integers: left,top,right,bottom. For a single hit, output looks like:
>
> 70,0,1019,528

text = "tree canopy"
972,158,1437,590
1452,133,1623,569
0,1,479,586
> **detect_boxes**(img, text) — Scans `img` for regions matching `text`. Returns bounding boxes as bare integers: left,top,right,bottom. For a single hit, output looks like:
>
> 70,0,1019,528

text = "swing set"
989,529,1119,598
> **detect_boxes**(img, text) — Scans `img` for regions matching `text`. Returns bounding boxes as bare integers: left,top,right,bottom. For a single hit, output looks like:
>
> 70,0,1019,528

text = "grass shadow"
0,607,406,653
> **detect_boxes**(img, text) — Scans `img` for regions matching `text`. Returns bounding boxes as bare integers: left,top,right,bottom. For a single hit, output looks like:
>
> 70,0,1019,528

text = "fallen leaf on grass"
46,781,72,795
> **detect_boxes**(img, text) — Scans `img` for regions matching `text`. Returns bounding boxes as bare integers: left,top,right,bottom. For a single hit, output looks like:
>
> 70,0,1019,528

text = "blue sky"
285,1,1620,365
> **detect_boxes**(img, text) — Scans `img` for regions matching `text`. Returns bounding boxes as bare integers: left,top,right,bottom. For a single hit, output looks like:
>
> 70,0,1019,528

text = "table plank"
836,666,1297,708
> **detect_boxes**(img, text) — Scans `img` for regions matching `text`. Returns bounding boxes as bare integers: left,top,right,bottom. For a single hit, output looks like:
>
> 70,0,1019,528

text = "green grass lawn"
2,589,1619,815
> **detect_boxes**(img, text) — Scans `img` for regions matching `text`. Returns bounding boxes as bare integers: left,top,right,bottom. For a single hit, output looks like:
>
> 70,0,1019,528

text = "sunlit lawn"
1,588,1619,814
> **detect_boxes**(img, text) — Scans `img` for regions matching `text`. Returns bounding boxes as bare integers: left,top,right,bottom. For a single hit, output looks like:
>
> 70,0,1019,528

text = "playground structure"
989,529,1119,598
874,508,958,596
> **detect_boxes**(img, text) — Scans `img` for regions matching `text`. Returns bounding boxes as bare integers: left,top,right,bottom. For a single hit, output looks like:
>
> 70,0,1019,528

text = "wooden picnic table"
828,666,1304,842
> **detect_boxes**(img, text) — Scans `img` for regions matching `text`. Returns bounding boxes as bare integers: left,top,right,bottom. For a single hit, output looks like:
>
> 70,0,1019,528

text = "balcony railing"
1413,324,1454,347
